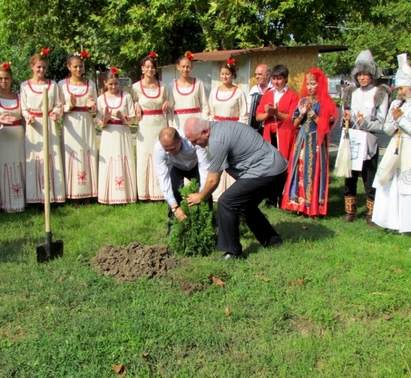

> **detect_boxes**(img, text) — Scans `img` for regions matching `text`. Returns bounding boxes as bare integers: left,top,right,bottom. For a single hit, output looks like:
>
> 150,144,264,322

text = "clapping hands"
392,106,403,121
0,112,17,125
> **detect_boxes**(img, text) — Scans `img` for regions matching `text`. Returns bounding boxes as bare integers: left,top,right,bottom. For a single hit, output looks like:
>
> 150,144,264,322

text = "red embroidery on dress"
12,183,22,199
77,170,87,186
115,176,125,191
103,91,123,110
0,94,19,110
139,80,161,99
66,78,89,98
175,78,196,96
215,86,238,102
27,79,51,93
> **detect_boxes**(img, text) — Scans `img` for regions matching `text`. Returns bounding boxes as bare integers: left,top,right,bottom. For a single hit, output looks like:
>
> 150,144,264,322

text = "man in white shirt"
153,127,210,234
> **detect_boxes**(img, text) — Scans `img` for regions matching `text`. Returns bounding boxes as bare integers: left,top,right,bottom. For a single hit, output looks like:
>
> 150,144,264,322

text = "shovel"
36,88,64,263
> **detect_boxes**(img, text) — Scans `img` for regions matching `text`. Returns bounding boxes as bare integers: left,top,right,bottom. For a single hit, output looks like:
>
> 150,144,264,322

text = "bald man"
184,117,287,260
153,127,210,234
248,64,273,131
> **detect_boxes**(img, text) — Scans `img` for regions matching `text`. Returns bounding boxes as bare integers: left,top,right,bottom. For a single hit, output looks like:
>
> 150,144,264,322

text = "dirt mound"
91,242,176,283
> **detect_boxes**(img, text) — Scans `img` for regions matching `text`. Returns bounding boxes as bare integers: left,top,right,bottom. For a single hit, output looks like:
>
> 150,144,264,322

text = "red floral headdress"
226,58,235,68
148,51,158,60
40,47,51,56
1,62,11,70
185,51,194,61
110,67,119,75
79,50,90,60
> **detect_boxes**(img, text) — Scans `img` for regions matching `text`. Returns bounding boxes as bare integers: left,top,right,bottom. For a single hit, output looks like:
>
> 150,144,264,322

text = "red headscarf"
299,68,338,145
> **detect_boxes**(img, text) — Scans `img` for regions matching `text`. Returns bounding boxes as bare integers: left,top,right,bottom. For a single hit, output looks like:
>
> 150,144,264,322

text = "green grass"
1,175,411,377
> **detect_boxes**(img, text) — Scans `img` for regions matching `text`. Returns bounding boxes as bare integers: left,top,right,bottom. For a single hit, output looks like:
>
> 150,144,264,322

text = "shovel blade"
36,240,64,263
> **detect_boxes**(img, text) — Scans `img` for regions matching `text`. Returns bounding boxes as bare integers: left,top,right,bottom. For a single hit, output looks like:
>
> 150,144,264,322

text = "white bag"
347,128,367,171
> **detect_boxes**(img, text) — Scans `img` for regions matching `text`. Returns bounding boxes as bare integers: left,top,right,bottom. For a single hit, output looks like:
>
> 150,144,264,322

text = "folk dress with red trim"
0,94,26,212
96,91,137,204
256,89,299,161
20,79,65,203
281,100,331,217
58,78,98,199
208,86,248,201
168,78,210,129
208,86,248,125
131,80,167,200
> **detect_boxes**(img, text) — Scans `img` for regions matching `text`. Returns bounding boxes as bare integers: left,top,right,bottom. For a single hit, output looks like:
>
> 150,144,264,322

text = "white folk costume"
209,86,248,201
96,91,136,204
0,94,25,212
209,86,248,125
132,80,167,200
59,78,98,200
21,79,65,203
372,54,411,232
168,78,210,129
342,50,390,224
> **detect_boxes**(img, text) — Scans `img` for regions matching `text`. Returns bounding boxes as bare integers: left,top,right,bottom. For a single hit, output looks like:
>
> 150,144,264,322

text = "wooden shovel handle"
42,88,51,233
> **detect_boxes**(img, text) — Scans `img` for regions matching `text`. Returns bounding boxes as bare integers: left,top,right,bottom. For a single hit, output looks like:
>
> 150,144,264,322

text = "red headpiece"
299,68,338,145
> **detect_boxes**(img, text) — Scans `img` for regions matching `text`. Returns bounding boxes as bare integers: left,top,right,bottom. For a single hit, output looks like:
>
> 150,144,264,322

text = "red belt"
28,110,52,117
214,116,239,121
174,107,201,115
107,119,123,125
71,106,89,112
142,109,163,115
4,120,22,126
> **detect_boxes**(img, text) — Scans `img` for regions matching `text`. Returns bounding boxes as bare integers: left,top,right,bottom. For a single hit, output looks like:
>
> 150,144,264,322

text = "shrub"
169,179,216,256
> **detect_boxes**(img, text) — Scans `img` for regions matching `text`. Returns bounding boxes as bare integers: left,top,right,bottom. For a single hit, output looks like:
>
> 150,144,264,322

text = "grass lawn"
1,174,411,377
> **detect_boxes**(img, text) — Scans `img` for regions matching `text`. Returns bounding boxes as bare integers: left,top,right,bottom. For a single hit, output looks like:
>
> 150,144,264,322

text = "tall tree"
320,0,411,76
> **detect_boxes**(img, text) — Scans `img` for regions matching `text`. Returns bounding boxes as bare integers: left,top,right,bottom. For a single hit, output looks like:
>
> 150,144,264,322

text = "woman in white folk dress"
0,62,25,212
132,52,168,201
21,48,65,204
208,58,248,201
372,53,411,233
58,51,98,207
168,51,209,130
96,67,136,204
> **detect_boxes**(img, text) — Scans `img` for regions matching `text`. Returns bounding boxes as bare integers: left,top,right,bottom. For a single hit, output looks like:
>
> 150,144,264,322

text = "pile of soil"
91,242,176,283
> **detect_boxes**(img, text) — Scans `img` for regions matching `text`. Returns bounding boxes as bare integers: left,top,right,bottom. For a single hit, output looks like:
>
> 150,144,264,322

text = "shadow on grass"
0,206,45,264
243,219,335,257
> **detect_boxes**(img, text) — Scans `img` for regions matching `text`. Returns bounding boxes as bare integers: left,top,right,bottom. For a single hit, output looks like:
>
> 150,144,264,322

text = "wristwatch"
171,206,179,213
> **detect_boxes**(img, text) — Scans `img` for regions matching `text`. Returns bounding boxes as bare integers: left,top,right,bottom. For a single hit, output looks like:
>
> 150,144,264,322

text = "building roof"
192,45,347,61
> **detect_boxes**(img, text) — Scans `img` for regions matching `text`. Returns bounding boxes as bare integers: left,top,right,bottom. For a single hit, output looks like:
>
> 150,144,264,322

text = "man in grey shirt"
184,117,288,260
153,127,210,234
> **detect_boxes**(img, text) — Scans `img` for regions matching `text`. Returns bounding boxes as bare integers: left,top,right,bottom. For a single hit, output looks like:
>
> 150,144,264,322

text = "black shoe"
221,252,242,261
265,236,283,248
264,199,277,209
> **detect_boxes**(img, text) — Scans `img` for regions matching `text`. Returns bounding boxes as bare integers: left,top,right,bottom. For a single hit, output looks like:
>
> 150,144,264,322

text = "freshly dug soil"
91,242,176,283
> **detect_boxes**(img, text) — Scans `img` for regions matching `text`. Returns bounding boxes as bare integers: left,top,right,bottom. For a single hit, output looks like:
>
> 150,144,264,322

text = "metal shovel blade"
36,232,64,263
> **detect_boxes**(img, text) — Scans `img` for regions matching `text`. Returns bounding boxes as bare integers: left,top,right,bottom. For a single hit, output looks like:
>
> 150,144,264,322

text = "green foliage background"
0,0,410,82
169,179,216,256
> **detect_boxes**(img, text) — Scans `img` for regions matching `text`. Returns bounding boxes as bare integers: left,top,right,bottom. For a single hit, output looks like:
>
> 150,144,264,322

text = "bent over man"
184,117,287,260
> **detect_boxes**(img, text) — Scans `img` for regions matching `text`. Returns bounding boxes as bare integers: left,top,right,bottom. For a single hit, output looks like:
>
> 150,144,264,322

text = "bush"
169,179,216,256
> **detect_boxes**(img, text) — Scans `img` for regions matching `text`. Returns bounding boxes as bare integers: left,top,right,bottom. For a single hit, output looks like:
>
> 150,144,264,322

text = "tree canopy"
0,0,409,82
